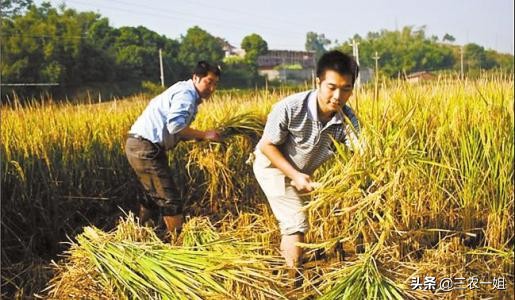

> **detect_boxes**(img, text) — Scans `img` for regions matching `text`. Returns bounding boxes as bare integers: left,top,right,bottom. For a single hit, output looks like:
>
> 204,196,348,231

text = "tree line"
1,1,513,102
333,27,513,77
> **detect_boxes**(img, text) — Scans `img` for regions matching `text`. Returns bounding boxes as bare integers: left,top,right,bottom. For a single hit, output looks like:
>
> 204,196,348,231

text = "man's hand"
204,130,221,142
259,138,320,192
291,172,314,192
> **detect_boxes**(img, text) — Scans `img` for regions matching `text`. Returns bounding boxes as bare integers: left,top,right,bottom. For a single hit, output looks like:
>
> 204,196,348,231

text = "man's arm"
167,91,221,142
259,137,314,192
177,126,220,142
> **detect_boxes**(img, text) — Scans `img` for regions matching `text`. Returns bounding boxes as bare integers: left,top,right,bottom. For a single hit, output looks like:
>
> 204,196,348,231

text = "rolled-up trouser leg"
252,149,309,235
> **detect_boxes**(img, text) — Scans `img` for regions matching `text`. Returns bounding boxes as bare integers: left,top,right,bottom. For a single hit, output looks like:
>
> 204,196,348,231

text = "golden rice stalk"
215,112,264,139
313,254,410,300
46,216,287,300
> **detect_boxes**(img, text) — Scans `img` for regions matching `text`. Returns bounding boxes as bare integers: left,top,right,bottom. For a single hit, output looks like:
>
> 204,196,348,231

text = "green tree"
336,26,514,77
442,33,456,43
0,3,117,87
463,43,496,72
219,56,257,88
305,32,330,60
160,38,182,84
1,1,183,101
336,26,455,77
112,27,157,81
85,17,118,81
0,0,33,17
178,26,224,71
107,25,182,84
241,33,268,63
236,33,268,86
485,51,514,73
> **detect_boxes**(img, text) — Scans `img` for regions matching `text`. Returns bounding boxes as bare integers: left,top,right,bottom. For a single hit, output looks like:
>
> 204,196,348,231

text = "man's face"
317,70,353,115
193,72,219,100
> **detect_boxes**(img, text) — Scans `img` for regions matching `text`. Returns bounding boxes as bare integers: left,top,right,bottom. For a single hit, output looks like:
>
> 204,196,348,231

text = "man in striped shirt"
125,61,221,238
253,50,361,283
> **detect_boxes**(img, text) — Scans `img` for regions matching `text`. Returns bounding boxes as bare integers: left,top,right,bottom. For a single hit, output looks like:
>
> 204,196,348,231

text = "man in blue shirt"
125,61,221,238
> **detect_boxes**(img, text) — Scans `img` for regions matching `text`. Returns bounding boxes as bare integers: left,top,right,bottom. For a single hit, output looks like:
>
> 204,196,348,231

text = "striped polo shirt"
258,90,360,175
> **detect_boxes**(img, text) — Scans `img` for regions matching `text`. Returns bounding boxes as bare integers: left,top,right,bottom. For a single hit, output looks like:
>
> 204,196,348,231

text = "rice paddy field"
1,74,513,299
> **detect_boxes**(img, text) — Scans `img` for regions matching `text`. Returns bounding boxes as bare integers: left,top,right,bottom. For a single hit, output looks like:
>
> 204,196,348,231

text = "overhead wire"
8,0,316,49
58,0,309,44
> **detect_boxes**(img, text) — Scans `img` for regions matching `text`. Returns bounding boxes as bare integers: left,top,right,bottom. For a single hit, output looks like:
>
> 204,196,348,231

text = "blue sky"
36,0,514,54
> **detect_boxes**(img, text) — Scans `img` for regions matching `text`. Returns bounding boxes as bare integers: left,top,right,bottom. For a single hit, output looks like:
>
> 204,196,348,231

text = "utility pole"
460,46,464,81
372,51,380,102
159,48,165,87
281,57,286,83
351,39,361,88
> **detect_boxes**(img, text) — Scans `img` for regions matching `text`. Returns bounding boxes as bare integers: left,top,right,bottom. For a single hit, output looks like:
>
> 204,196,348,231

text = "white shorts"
252,149,309,235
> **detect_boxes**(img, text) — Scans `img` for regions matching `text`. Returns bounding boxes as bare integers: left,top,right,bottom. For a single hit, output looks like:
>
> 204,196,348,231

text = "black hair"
316,50,359,85
193,61,221,78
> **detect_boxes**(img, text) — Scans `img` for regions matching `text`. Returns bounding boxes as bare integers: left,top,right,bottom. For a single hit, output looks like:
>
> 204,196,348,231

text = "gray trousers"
125,136,182,215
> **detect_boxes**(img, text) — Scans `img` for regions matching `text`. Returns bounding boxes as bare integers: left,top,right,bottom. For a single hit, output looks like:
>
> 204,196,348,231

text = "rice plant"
47,215,287,299
312,253,409,300
2,74,513,298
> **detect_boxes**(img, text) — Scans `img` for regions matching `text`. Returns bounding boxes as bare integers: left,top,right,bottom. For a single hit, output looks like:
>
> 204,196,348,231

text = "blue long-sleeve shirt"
129,79,200,150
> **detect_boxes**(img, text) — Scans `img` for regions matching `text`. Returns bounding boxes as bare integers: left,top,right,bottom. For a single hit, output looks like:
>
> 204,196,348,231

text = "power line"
6,0,314,49
60,0,308,37
171,0,310,31
80,0,310,33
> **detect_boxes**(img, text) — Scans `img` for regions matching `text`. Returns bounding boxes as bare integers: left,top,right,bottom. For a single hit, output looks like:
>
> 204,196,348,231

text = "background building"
257,50,316,82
